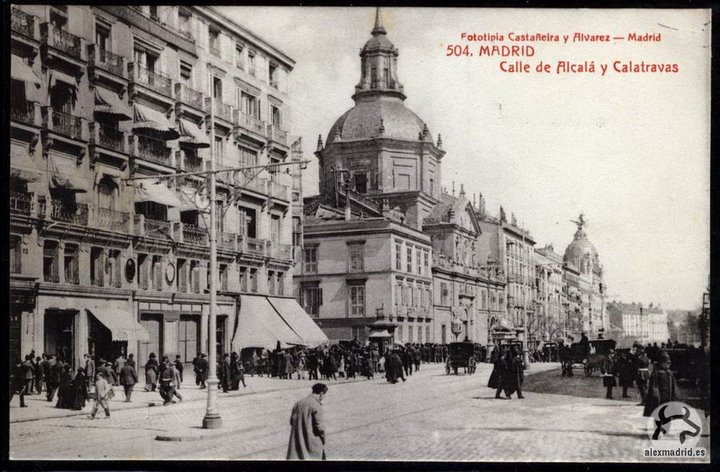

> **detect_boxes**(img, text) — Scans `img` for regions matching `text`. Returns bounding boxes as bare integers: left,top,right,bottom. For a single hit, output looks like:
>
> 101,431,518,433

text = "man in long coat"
287,383,328,460
643,352,679,417
503,347,524,399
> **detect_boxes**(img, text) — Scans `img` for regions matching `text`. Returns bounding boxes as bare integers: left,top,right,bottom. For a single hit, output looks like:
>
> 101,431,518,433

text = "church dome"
327,98,430,145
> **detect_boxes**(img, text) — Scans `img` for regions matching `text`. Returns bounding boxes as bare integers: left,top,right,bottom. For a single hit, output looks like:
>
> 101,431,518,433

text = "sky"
222,7,711,310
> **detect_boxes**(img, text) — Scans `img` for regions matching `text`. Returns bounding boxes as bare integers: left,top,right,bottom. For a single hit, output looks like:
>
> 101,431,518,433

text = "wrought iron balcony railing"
135,135,171,165
51,199,88,225
219,232,239,251
11,100,40,126
91,122,127,153
42,23,82,59
45,108,84,141
93,207,130,233
244,237,266,256
129,62,173,97
182,223,208,246
88,44,125,78
11,8,35,39
10,191,33,215
175,83,205,111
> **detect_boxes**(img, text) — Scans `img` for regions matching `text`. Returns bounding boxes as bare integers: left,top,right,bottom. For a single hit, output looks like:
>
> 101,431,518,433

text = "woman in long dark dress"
55,364,73,408
70,368,88,410
145,353,159,391
488,347,507,398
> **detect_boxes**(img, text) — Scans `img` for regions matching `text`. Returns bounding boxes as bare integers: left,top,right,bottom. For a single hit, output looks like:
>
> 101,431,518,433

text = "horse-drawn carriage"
446,342,477,375
565,339,616,376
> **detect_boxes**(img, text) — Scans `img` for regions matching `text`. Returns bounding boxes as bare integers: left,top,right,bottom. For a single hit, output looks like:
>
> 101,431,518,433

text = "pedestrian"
158,360,176,406
55,364,73,409
230,352,246,389
503,347,525,399
119,359,138,402
296,352,307,380
195,353,209,389
105,362,118,386
174,355,184,388
70,368,88,411
113,354,126,386
285,351,295,380
489,347,507,399
220,353,232,392
616,351,635,399
643,352,679,417
88,372,112,419
286,383,328,460
413,347,421,372
144,353,159,392
34,356,43,394
192,354,200,384
46,356,62,402
326,353,337,381
600,349,618,399
40,354,50,393
83,354,95,391
635,345,651,406
9,358,29,407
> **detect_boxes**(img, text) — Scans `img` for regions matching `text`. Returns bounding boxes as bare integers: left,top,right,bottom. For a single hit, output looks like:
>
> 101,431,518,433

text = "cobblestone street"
9,362,709,462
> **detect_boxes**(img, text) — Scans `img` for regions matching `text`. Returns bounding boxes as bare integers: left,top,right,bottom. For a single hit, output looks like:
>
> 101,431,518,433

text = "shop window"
64,244,79,284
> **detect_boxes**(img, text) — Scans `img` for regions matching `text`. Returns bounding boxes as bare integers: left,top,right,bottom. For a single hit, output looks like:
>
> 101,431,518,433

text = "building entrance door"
177,315,199,365
44,309,75,365
139,313,163,363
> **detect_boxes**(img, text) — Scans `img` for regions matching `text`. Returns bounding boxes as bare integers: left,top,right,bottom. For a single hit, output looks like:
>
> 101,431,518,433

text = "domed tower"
563,213,599,275
315,8,445,229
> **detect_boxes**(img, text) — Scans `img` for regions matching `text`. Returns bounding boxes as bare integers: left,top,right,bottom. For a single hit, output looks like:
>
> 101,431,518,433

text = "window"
209,27,220,57
301,286,323,317
152,255,163,291
349,285,365,316
219,264,228,291
135,201,167,222
481,291,488,310
214,136,225,163
64,244,79,284
240,207,256,238
416,248,422,274
148,5,158,20
235,44,245,69
50,6,67,29
424,251,430,274
95,23,111,55
440,282,449,305
50,79,75,115
97,176,117,210
277,272,284,295
107,250,121,288
239,91,260,119
247,51,256,76
426,326,430,343
395,283,403,306
351,326,364,341
349,243,364,272
177,258,188,292
270,104,281,128
406,247,413,272
268,270,275,295
239,266,248,292
269,63,278,88
134,48,157,73
408,325,413,343
397,325,403,343
304,247,317,274
429,178,434,196
415,287,421,307
239,147,258,167
499,293,505,309
271,214,281,243
354,172,367,193
10,236,22,274
395,242,402,270
180,63,192,86
190,260,200,293
418,326,423,343
43,241,60,282
249,268,257,293
90,247,105,286
404,285,411,306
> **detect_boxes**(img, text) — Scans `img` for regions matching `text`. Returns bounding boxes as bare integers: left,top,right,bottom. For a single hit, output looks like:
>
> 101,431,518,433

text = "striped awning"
132,103,180,140
178,118,210,148
10,145,43,183
49,155,90,192
134,181,183,208
11,55,42,88
94,87,132,121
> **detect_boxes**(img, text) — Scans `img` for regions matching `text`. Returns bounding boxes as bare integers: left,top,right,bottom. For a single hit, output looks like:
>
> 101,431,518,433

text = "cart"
445,342,477,375
569,339,616,376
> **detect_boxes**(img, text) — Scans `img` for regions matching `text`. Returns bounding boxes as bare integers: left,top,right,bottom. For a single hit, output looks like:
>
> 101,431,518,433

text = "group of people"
599,343,681,416
9,351,89,410
488,346,525,399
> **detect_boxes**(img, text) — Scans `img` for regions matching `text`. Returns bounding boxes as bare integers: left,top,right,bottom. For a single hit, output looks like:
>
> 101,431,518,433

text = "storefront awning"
11,55,42,88
86,307,150,342
132,103,180,140
49,155,90,192
267,297,329,348
95,87,132,121
368,329,393,339
11,145,43,183
134,181,183,208
178,118,210,148
231,295,303,351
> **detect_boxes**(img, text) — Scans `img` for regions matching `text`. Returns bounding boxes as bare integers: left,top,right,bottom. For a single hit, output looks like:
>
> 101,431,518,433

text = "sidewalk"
9,369,396,424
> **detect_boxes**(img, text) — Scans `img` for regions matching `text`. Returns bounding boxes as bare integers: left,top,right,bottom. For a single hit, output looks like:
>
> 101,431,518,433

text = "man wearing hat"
643,351,679,417
634,344,651,406
287,383,328,460
600,349,618,399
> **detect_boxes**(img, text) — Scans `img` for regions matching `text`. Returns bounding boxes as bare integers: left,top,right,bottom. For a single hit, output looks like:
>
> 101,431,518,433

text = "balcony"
51,199,89,225
11,100,41,127
88,44,127,90
270,241,293,261
133,135,172,166
10,191,34,215
128,62,174,107
205,97,235,131
40,23,85,68
90,122,128,154
182,223,208,246
219,232,240,251
267,125,288,153
175,83,205,119
235,171,268,195
11,8,36,40
235,111,266,144
92,207,131,233
134,215,174,240
244,237,267,256
43,107,86,142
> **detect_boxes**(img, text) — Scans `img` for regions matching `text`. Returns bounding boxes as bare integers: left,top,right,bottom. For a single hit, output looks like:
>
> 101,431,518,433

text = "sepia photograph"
6,4,711,463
